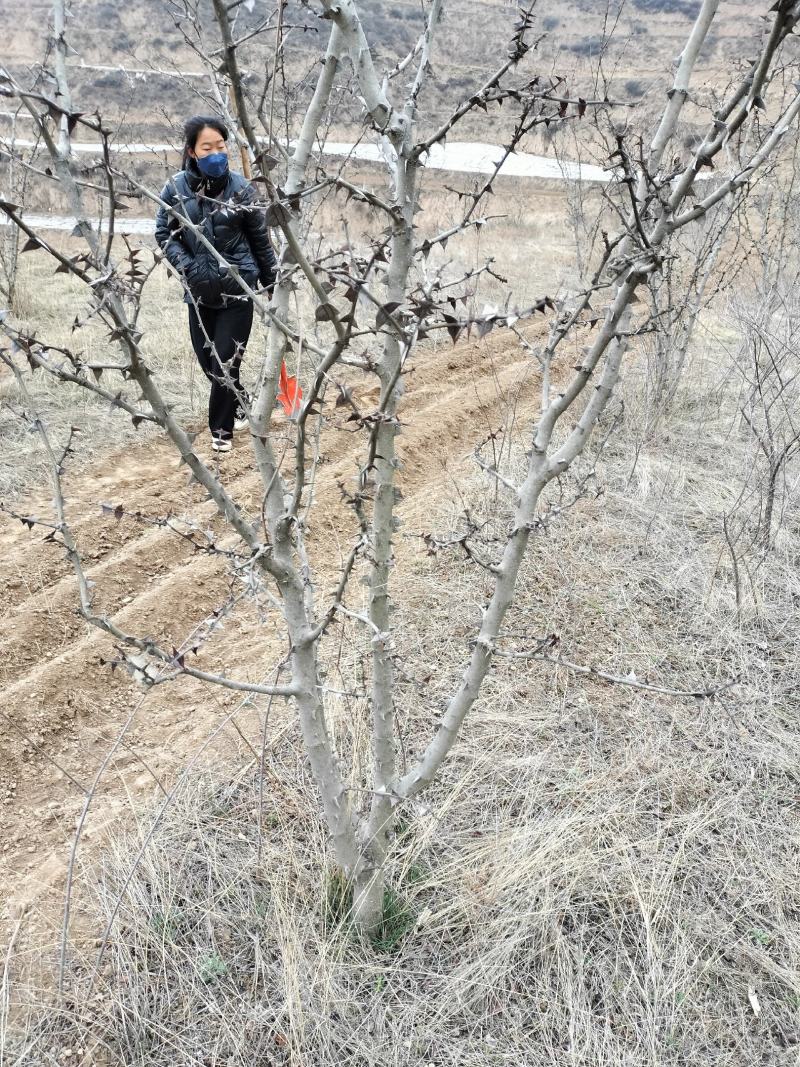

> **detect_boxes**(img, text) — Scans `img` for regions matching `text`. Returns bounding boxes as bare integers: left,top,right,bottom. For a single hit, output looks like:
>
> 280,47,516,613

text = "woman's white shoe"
211,434,232,453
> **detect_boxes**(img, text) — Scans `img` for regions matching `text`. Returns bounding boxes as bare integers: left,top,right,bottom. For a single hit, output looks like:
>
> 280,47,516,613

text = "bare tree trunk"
325,0,443,935
210,0,260,156
352,166,417,935
4,0,800,955
14,0,101,259
0,110,21,306
763,463,780,550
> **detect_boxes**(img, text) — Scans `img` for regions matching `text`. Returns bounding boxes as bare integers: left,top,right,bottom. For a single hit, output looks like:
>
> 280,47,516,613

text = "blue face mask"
196,152,229,179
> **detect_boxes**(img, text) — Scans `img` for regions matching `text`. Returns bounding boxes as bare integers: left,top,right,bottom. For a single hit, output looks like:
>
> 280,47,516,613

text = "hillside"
2,2,799,1064
0,0,765,144
2,252,798,1064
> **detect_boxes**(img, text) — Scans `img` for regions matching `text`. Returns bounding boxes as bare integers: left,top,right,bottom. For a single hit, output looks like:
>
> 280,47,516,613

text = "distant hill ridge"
1,0,763,142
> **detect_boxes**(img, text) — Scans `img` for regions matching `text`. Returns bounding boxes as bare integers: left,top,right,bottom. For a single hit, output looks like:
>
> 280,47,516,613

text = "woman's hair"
181,115,229,169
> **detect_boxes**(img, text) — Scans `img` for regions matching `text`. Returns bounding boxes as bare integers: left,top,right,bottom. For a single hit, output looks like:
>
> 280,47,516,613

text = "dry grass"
1,244,200,496
3,304,799,1065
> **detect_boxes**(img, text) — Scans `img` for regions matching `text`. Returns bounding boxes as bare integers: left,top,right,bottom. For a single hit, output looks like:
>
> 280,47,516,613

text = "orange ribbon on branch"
277,360,302,418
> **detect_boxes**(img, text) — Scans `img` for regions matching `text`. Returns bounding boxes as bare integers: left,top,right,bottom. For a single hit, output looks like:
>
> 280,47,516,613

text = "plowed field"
0,323,545,946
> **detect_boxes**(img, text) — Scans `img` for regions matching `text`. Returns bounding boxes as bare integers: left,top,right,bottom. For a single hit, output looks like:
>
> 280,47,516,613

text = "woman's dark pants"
188,299,253,440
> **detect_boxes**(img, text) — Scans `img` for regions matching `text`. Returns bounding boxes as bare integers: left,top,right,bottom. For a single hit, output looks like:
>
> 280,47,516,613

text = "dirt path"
0,324,546,959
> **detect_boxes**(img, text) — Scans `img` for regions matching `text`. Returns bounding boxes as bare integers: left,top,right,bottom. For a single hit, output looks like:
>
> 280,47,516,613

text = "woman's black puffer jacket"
154,161,277,308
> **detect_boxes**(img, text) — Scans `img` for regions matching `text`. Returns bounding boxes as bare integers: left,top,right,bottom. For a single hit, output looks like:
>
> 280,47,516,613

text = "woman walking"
155,116,277,453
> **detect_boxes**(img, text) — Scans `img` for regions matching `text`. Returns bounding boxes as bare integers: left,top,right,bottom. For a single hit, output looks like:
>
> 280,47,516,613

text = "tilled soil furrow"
1,328,545,928
2,339,537,769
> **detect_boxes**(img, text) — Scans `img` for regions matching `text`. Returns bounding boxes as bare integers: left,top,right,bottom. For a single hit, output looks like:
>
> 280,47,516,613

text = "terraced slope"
0,323,546,942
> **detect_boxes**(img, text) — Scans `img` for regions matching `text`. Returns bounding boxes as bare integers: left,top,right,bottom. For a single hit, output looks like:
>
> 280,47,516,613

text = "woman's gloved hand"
185,258,222,306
